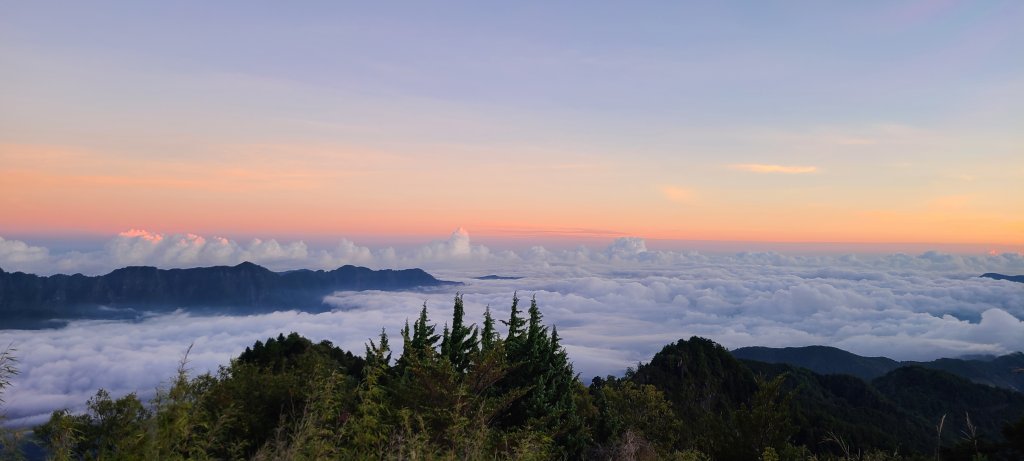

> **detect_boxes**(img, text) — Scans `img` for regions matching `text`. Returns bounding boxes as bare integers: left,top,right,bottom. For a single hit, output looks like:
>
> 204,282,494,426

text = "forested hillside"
3,295,1024,460
733,345,1024,391
0,263,452,329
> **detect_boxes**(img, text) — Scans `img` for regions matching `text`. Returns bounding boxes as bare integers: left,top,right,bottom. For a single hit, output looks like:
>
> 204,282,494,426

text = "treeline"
6,294,1024,460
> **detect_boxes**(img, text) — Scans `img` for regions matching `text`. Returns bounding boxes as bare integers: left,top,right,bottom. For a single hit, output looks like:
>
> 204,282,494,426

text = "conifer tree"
481,305,498,352
502,292,525,353
411,302,440,354
364,328,391,369
442,293,479,373
347,328,393,453
440,323,451,358
526,295,546,346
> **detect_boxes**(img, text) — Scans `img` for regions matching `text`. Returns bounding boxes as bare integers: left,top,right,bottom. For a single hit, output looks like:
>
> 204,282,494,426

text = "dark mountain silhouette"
474,274,522,280
732,345,899,382
732,345,1024,392
742,360,934,454
981,273,1024,283
873,366,1024,444
0,262,455,329
633,337,1024,457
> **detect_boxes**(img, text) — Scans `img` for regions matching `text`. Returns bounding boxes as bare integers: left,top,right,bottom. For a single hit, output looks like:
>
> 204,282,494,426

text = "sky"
2,2,1024,426
2,1,1022,249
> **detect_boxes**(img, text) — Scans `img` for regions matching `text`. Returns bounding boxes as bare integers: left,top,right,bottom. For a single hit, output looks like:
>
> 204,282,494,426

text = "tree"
441,293,480,373
732,374,796,460
344,328,393,453
589,377,682,459
400,302,441,368
0,344,23,459
495,296,589,458
481,305,498,352
0,344,15,407
501,292,526,352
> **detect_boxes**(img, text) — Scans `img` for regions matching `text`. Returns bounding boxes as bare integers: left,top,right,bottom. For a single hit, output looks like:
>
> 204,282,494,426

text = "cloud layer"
2,231,1024,427
0,229,505,276
3,230,1023,277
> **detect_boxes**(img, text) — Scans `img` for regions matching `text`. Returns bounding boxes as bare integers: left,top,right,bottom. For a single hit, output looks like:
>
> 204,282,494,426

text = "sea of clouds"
2,229,1024,427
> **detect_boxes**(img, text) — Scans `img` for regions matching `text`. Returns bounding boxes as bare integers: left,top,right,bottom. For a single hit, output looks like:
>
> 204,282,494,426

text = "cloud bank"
0,229,507,276
2,229,1023,276
2,230,1024,427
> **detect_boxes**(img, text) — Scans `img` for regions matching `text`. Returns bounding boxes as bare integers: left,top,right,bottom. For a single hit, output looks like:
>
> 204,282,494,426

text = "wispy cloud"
659,185,694,203
730,164,818,174
930,195,973,210
835,137,877,146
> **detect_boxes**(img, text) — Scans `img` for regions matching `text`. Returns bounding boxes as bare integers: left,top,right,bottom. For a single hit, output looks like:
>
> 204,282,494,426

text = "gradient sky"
2,1,1022,249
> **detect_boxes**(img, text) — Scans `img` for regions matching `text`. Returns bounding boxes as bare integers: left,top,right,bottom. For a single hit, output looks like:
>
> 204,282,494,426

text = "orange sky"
2,3,1023,249
2,142,1021,248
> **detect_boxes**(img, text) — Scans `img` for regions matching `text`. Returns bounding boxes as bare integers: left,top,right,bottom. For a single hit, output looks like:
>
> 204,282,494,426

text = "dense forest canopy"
2,294,1023,460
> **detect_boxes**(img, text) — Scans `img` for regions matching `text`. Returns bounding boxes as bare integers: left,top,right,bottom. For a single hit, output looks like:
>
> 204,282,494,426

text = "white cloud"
3,231,1023,277
3,233,1024,428
0,228,530,275
406,227,504,263
0,237,50,268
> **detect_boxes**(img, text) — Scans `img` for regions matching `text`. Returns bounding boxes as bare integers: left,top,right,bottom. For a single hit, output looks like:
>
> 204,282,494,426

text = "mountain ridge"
732,345,1024,392
980,272,1024,283
0,262,456,329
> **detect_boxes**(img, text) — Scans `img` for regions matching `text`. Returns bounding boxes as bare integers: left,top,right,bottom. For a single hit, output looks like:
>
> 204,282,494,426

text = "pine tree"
365,328,391,369
411,302,440,354
497,296,588,458
442,294,479,373
481,305,498,352
440,323,451,359
502,292,525,353
346,328,393,453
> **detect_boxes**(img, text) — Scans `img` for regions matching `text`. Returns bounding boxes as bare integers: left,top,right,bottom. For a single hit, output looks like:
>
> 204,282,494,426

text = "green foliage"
589,376,682,457
631,336,760,458
481,305,498,352
344,328,393,453
35,409,82,461
440,293,480,374
874,366,1024,445
0,343,25,460
731,374,796,459
1004,414,1024,455
26,295,1024,461
501,292,526,350
34,389,150,461
0,344,15,406
743,360,934,455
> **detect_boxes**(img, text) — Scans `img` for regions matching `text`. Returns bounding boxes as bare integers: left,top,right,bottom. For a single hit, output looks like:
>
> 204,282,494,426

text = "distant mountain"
632,337,1024,457
873,366,1024,445
742,360,934,454
742,360,1024,454
732,345,1024,392
0,262,455,329
981,273,1024,283
474,274,523,280
912,354,1024,391
732,345,899,382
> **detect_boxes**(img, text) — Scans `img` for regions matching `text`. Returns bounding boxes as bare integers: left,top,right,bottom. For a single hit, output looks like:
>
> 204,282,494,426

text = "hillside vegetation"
4,295,1024,460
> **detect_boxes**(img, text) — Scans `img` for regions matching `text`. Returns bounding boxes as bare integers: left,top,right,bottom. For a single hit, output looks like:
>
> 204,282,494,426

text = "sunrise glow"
1,3,1021,250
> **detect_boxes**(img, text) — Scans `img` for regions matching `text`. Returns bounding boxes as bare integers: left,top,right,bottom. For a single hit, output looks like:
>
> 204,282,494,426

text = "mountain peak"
1,263,453,329
981,273,1024,283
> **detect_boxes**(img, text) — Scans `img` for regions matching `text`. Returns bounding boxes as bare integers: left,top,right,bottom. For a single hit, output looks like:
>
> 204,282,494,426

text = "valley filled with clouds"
2,229,1024,427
